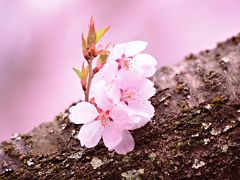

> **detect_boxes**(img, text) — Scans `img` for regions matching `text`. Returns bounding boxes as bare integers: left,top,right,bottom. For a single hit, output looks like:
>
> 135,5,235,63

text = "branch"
1,34,240,179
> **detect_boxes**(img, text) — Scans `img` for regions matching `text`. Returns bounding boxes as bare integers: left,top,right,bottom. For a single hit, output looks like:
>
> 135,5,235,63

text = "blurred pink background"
1,0,240,141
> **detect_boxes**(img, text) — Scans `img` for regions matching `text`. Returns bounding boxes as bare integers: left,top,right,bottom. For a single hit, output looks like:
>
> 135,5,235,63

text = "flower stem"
85,59,94,102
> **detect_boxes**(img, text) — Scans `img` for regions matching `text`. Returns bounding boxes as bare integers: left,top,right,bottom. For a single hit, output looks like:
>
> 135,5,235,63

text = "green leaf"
99,54,108,65
73,67,82,79
95,26,110,44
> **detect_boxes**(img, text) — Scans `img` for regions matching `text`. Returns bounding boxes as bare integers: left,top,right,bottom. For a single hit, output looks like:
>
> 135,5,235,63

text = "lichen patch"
90,157,104,170
192,159,206,169
121,169,144,180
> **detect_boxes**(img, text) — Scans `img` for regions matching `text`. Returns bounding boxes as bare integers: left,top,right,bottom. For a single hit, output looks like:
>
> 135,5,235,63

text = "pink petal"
90,80,106,99
138,79,156,100
100,60,118,83
130,116,151,130
113,130,134,154
132,53,157,77
69,102,98,124
100,43,127,83
102,121,122,149
108,43,126,61
92,80,114,111
110,108,135,129
124,41,147,57
77,120,103,148
128,100,155,118
109,83,121,105
114,68,144,90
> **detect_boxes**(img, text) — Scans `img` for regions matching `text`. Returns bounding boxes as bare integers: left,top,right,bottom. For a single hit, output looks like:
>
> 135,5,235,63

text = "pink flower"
70,39,157,154
100,41,157,83
110,70,155,119
69,85,136,150
94,71,155,131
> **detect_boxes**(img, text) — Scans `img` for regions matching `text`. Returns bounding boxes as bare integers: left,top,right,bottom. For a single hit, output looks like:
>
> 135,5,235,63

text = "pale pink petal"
69,102,98,124
102,121,122,149
138,79,156,100
113,130,134,154
110,108,135,129
108,43,126,61
114,68,144,90
100,43,126,83
77,120,103,148
90,80,106,99
130,116,151,130
128,100,155,118
134,53,157,66
109,83,121,105
132,53,157,77
92,80,114,111
124,41,147,57
100,59,118,83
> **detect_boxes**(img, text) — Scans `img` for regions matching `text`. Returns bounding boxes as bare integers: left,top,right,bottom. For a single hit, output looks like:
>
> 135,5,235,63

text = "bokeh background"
1,0,240,141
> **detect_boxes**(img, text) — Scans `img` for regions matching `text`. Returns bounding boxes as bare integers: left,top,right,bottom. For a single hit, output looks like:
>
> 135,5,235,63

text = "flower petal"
102,121,122,149
113,67,144,90
110,107,135,129
69,102,98,124
138,79,156,100
100,43,127,83
113,130,134,154
92,80,114,111
132,53,157,77
130,115,151,130
100,59,118,83
124,41,147,57
77,120,103,148
108,43,126,61
128,100,155,118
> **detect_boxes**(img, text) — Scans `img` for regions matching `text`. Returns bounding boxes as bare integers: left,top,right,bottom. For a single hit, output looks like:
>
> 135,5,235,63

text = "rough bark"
1,34,240,180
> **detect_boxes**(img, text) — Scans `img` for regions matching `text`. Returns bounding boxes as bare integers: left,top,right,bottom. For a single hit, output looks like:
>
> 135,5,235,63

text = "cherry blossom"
70,44,156,154
100,41,157,83
110,69,155,117
70,17,157,154
69,83,136,149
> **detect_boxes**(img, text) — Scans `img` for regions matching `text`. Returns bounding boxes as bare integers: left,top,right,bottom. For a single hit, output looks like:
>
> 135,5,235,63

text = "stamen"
116,54,131,71
95,110,112,126
120,88,135,105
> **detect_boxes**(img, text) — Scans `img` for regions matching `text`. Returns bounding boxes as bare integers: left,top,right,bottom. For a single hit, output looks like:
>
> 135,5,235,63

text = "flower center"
116,54,131,71
96,110,112,126
120,89,135,105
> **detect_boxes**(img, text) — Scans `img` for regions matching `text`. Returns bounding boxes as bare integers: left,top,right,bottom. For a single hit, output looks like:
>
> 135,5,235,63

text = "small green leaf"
73,67,83,79
95,26,110,44
99,54,108,65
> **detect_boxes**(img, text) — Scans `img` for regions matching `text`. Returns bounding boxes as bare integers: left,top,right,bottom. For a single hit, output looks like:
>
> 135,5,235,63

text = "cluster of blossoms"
69,17,157,154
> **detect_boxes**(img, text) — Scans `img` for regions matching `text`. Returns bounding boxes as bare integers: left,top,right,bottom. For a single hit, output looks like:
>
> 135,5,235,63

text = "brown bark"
1,34,240,180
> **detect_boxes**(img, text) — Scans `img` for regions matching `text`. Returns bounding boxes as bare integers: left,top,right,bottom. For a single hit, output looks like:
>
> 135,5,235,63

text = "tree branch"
1,34,240,179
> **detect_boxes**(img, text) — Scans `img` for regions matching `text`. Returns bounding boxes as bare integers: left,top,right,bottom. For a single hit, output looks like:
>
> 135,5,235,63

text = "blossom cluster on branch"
69,17,157,154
